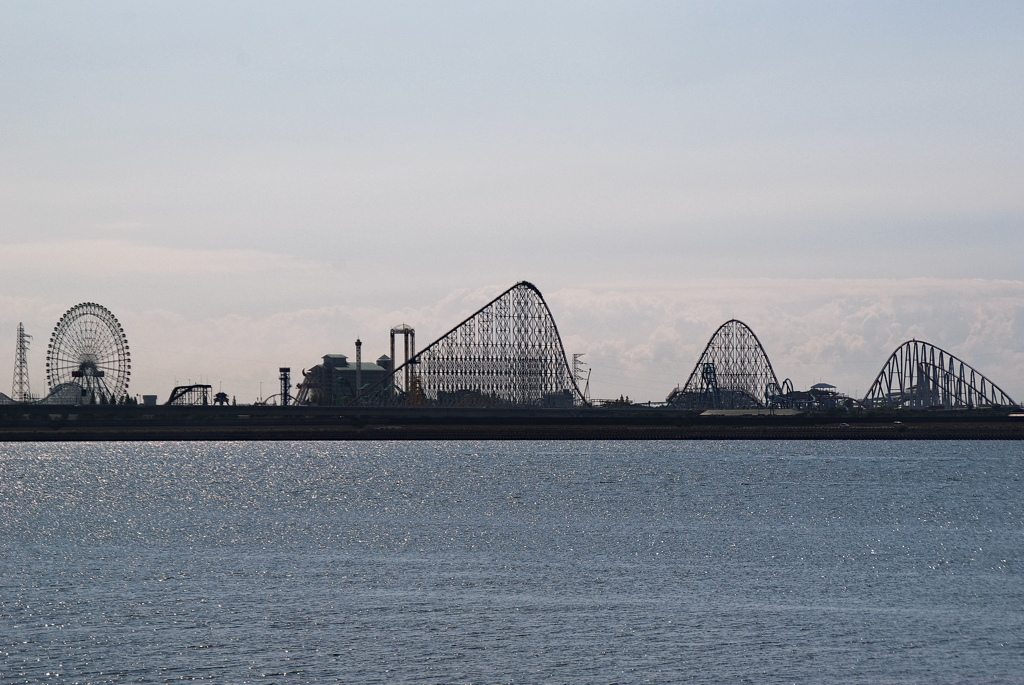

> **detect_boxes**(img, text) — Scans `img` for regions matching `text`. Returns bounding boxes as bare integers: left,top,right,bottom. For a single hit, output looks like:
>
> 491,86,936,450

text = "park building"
785,383,852,411
295,351,392,406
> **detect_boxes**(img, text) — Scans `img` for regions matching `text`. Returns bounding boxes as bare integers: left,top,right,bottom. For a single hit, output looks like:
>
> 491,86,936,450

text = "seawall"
1,405,1022,441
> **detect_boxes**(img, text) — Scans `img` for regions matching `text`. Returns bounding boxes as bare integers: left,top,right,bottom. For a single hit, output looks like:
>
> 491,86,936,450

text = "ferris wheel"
46,302,131,403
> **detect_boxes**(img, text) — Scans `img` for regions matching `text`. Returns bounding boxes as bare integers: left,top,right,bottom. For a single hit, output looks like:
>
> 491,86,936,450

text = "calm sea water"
1,440,1022,684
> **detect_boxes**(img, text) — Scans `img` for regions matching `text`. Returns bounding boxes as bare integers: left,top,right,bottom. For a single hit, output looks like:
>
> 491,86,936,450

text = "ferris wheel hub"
46,303,130,404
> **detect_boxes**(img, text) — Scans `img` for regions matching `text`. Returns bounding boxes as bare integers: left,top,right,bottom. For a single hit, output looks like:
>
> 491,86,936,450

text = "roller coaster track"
356,281,585,408
863,340,1016,409
667,319,781,410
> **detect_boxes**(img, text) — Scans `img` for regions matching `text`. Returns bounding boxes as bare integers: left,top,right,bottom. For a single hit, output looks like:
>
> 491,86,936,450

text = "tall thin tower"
12,323,32,402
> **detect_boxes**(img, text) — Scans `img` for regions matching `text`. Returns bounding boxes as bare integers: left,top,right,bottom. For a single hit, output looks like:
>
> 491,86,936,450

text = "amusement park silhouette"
6,282,1018,414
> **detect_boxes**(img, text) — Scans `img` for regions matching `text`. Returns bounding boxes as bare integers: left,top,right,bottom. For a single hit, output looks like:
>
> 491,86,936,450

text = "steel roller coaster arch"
862,339,1016,409
357,281,586,407
667,319,782,410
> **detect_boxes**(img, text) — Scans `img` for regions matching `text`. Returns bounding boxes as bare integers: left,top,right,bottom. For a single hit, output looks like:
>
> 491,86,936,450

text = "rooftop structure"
295,347,392,406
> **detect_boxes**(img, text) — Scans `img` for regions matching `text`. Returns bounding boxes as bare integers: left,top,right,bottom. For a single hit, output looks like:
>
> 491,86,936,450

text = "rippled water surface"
2,440,1023,683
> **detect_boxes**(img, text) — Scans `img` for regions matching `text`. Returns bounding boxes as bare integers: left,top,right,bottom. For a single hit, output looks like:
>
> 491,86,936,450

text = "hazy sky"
2,1,1023,402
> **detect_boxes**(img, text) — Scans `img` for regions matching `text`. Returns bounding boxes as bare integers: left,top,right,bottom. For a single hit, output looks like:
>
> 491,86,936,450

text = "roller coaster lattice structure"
357,282,585,408
862,340,1016,409
666,319,782,410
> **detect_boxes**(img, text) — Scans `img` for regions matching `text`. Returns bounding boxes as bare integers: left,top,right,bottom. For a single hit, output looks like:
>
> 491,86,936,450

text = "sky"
1,1,1023,403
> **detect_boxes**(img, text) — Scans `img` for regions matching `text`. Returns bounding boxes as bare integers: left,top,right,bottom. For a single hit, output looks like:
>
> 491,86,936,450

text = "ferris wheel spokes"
46,302,131,404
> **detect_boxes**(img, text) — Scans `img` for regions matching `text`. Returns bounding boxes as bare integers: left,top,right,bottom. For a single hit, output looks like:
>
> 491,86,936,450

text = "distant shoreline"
1,405,1022,441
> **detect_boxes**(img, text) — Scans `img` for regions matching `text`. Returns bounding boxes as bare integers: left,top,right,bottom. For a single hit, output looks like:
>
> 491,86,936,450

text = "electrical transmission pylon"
12,323,32,402
573,353,591,403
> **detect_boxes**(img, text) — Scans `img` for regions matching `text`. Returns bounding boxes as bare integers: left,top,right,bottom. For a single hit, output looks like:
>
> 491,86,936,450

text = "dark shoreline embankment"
1,405,1022,441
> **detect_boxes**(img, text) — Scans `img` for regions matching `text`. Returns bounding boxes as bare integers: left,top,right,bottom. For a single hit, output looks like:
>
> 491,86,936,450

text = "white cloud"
101,222,150,231
1,240,325,276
